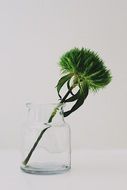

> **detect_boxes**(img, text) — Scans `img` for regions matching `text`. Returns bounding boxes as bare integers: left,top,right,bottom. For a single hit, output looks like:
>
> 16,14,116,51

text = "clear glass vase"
20,103,71,174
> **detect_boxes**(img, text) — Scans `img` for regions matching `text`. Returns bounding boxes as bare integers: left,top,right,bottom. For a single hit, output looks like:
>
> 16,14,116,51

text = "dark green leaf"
67,79,74,96
65,90,80,102
56,74,72,98
64,85,89,117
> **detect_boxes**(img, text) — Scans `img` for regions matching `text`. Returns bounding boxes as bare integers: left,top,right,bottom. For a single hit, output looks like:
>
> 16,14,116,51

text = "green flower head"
59,47,112,91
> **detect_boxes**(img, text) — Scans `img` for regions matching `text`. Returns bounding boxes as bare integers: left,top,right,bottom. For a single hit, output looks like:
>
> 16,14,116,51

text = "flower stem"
48,86,73,123
22,85,75,166
22,127,50,165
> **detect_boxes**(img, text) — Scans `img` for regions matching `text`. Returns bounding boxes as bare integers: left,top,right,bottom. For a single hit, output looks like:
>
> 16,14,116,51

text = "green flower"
57,47,112,116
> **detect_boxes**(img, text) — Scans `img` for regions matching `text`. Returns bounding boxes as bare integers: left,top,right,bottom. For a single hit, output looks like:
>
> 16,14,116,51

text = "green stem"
22,85,75,166
22,127,50,165
48,86,73,123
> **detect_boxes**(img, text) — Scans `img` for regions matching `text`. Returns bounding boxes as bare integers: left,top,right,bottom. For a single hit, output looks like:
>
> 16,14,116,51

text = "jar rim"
26,102,65,109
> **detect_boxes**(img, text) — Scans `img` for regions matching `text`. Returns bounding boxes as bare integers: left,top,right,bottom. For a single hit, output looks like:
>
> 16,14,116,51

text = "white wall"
0,0,127,149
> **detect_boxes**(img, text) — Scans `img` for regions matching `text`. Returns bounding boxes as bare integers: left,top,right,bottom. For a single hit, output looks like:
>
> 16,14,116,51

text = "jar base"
20,162,71,175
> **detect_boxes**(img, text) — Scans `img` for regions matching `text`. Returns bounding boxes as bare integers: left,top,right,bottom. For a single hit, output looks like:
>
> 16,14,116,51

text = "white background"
0,0,127,150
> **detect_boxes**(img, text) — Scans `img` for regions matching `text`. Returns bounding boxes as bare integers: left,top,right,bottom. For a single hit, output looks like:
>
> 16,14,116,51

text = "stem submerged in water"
22,127,50,165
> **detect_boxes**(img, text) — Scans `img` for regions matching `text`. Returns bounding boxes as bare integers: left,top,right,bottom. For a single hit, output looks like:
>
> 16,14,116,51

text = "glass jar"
20,103,71,174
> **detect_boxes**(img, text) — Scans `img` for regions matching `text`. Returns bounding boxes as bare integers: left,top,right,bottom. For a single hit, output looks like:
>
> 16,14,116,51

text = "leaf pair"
56,73,73,99
56,74,89,117
64,83,89,117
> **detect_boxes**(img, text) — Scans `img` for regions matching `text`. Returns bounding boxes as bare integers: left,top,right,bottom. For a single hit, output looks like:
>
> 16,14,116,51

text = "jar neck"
26,103,65,125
